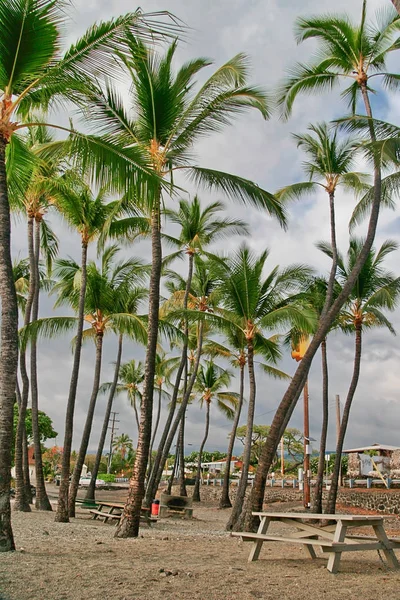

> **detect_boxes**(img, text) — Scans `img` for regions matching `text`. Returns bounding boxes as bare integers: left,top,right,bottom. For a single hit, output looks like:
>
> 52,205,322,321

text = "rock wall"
180,483,400,514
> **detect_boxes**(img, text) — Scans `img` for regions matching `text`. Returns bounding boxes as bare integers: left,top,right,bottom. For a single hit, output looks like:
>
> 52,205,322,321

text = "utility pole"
107,412,119,474
303,379,311,509
336,395,341,486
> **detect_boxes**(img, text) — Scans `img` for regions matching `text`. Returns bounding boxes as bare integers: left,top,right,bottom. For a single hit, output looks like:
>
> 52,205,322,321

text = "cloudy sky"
15,0,400,458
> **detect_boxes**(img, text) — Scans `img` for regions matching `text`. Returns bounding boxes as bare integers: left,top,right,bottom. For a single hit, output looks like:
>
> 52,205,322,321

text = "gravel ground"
2,489,400,600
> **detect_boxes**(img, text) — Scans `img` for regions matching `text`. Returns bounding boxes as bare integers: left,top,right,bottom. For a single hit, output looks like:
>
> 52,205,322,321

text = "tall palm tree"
54,247,148,516
85,285,149,503
81,37,288,538
145,257,220,507
191,361,239,502
320,238,400,514
0,1,177,548
245,1,400,531
54,182,148,522
147,196,248,502
277,123,368,312
204,330,290,509
212,244,313,530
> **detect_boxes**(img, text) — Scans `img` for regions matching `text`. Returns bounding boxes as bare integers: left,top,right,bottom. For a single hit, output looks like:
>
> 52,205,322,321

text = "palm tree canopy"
193,361,239,419
213,244,316,347
0,1,179,123
75,38,286,224
276,123,370,202
278,2,400,117
163,196,248,258
318,237,400,334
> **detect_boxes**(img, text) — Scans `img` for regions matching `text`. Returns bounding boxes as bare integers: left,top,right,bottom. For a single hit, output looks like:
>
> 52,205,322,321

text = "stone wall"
178,483,400,514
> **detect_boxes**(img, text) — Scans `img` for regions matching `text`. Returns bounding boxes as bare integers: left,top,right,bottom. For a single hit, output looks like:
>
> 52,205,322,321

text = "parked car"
78,476,105,487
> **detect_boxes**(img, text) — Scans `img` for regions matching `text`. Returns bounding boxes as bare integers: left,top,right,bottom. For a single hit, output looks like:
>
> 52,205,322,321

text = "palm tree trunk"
192,402,210,502
148,320,204,506
69,331,104,516
55,240,88,523
0,137,19,552
326,324,362,514
22,428,32,503
391,0,400,15
116,207,162,538
220,361,245,509
178,410,187,496
149,384,162,468
31,219,52,511
227,340,256,530
312,338,329,514
14,217,35,512
321,191,338,318
240,85,382,533
144,252,194,506
85,334,123,502
167,438,179,495
132,393,140,431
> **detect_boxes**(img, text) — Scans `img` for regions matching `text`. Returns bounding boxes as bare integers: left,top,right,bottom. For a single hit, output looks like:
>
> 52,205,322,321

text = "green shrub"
100,474,116,483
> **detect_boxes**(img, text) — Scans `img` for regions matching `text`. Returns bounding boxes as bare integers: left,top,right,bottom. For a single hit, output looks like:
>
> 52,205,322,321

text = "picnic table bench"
231,511,400,573
90,502,156,526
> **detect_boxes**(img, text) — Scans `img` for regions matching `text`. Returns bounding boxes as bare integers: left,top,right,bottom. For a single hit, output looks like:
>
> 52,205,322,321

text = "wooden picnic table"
231,511,400,573
90,502,155,526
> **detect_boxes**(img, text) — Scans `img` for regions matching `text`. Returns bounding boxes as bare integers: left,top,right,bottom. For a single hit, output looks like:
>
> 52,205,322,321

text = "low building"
344,444,400,479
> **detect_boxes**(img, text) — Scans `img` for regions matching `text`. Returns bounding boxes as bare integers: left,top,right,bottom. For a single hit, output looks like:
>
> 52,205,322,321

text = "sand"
2,487,400,600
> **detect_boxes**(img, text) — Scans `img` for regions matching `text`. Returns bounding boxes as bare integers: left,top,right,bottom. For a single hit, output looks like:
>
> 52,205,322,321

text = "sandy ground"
2,486,400,600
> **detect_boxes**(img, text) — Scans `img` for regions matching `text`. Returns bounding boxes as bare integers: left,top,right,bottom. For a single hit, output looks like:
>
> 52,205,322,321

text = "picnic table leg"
327,520,347,574
303,536,317,559
372,523,400,570
248,517,271,562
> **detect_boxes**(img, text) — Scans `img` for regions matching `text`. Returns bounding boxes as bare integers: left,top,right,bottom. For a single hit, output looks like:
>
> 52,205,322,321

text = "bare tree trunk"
69,332,104,516
227,341,255,530
116,207,162,538
239,83,381,533
0,137,19,552
326,324,362,514
31,219,52,511
55,240,88,523
85,334,123,502
144,252,194,506
178,410,187,497
14,217,35,512
166,438,179,495
192,402,210,502
149,384,162,468
312,338,329,514
220,361,245,509
147,320,204,506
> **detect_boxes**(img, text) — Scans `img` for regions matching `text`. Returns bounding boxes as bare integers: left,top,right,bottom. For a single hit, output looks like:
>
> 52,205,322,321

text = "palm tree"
204,330,290,509
56,248,147,516
112,434,134,463
244,2,400,531
212,244,313,530
320,238,400,514
147,196,248,503
54,182,149,522
85,286,149,503
103,360,145,431
191,361,239,502
82,37,288,538
145,257,220,507
277,123,368,312
0,1,178,548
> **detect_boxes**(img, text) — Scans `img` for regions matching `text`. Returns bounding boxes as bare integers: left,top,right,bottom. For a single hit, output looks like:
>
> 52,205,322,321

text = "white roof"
343,444,400,453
